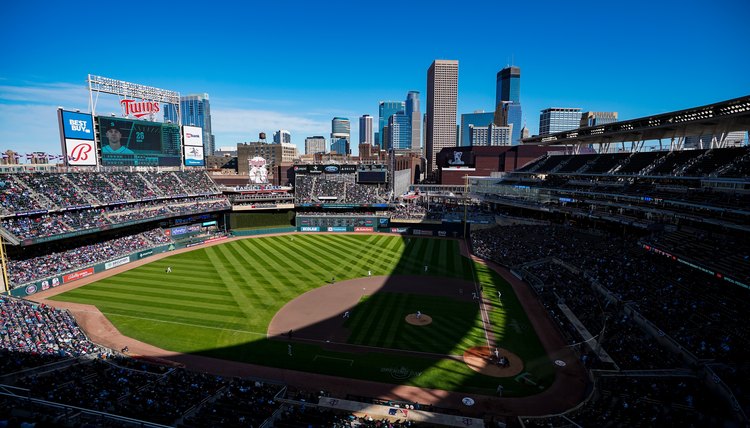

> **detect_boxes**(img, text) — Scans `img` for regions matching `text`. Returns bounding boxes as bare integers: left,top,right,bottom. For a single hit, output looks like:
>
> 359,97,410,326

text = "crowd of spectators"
15,359,226,426
519,146,749,178
181,379,283,427
472,223,750,423
391,204,427,220
0,171,221,216
523,375,727,427
294,175,390,205
7,229,169,286
2,196,229,241
0,296,100,373
0,173,43,214
22,173,91,208
525,260,684,371
2,213,71,240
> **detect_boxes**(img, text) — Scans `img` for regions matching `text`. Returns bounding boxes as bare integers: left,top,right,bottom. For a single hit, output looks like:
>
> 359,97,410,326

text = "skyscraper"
406,91,421,153
426,60,458,173
163,93,215,155
378,101,405,149
468,123,513,146
496,67,522,145
305,136,326,154
359,115,373,145
539,108,582,135
330,117,350,155
388,112,411,151
273,130,291,144
460,111,495,146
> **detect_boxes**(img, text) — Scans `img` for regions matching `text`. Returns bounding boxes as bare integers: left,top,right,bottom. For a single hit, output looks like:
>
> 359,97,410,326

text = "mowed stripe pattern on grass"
51,235,474,353
346,293,481,355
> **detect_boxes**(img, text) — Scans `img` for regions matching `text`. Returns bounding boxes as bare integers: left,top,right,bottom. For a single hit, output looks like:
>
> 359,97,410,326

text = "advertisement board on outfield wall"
105,256,131,270
326,227,348,232
412,229,434,236
63,267,94,283
354,227,373,232
299,226,320,232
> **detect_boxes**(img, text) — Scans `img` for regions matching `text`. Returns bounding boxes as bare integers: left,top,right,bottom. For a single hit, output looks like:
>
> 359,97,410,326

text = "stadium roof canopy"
522,95,750,147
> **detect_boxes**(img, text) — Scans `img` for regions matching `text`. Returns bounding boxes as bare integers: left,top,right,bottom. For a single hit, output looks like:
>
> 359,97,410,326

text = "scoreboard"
98,116,181,166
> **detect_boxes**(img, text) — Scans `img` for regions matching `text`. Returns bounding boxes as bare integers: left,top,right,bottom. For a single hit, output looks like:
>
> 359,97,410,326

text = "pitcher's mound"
405,313,432,326
463,346,523,377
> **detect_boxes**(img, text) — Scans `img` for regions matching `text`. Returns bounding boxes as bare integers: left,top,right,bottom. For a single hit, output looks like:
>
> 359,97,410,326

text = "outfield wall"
297,221,467,237
232,227,296,236
10,244,173,298
229,211,295,229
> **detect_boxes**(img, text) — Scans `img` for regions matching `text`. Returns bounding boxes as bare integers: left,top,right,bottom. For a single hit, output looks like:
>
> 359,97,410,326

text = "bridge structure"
522,95,750,153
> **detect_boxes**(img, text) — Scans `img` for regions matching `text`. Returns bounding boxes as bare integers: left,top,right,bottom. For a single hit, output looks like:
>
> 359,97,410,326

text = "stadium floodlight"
87,74,180,105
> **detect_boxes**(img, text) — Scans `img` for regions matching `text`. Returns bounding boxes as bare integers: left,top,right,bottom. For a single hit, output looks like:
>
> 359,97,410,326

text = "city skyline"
1,1,748,157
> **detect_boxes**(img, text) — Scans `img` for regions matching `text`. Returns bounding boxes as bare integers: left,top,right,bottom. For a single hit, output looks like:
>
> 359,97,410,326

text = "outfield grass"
51,234,554,395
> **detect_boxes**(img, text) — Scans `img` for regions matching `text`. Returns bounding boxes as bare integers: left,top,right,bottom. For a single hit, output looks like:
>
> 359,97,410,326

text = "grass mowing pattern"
346,293,480,355
51,235,553,395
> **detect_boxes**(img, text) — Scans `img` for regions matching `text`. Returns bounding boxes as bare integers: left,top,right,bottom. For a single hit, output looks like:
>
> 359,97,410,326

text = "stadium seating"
6,228,171,286
294,174,391,205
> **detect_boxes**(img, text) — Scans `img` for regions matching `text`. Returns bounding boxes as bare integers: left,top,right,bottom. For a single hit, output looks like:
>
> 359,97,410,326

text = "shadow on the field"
172,234,574,415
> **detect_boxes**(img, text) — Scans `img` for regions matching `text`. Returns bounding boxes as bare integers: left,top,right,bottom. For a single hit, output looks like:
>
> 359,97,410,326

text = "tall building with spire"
426,60,458,173
495,66,522,145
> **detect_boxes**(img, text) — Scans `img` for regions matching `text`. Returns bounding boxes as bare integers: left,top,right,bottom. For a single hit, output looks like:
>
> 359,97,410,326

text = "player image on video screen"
101,121,134,155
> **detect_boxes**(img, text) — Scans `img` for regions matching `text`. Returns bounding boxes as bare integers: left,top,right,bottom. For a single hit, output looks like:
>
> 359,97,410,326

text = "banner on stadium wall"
138,249,154,259
38,276,62,292
300,226,320,232
327,226,348,232
63,267,94,283
105,256,131,270
170,226,188,236
437,231,447,237
354,227,373,232
412,229,434,236
187,224,202,233
390,227,409,233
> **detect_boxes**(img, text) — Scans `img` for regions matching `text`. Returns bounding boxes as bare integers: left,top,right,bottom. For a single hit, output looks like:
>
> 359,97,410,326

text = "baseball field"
50,234,554,396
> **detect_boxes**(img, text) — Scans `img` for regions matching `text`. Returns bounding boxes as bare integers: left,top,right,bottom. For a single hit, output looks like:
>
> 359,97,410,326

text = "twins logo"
69,142,93,161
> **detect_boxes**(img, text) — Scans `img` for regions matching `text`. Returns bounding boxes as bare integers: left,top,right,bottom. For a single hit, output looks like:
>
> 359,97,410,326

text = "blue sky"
1,0,748,156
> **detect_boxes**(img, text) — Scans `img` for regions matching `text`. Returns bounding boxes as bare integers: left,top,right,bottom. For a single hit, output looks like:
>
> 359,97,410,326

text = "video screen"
98,116,181,166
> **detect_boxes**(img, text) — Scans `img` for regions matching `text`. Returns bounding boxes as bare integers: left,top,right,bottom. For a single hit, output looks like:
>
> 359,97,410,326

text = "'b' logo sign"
69,142,94,163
